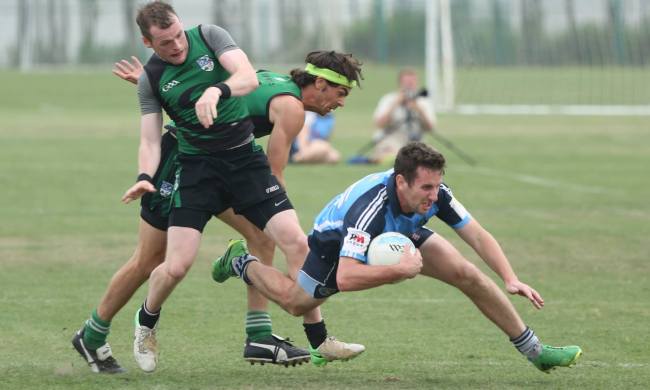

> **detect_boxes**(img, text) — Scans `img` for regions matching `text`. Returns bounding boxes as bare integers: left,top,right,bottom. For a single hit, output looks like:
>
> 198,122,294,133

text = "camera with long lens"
403,88,428,102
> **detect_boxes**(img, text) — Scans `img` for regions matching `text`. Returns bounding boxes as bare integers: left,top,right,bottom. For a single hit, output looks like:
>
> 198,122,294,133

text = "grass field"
1,66,649,389
455,66,650,105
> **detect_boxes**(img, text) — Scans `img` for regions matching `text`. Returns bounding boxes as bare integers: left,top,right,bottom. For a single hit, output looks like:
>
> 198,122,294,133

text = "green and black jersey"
165,70,302,140
244,71,302,138
139,25,253,155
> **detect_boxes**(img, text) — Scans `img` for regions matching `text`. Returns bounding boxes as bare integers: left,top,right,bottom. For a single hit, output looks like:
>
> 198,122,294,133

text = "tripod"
349,96,477,166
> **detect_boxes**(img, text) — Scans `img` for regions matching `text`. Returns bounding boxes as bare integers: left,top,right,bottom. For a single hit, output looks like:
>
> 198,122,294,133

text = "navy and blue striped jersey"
308,169,472,264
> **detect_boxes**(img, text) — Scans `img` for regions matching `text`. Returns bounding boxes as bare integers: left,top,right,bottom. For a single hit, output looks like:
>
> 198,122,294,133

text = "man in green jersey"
72,1,364,374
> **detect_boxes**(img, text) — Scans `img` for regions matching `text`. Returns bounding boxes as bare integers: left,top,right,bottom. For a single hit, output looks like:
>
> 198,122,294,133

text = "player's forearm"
266,143,291,189
138,142,160,178
336,260,406,292
137,113,163,177
476,234,519,284
221,68,257,97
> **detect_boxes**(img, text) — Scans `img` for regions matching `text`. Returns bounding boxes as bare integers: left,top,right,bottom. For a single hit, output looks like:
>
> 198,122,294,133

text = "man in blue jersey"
213,142,582,372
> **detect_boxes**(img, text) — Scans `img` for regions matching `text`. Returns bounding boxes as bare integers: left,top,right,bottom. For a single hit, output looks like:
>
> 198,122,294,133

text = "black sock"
138,301,160,329
303,320,327,349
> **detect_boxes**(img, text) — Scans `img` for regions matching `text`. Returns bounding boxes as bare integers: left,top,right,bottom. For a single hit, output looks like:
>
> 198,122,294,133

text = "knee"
285,301,308,317
164,260,191,280
279,234,308,257
451,262,487,289
287,307,307,317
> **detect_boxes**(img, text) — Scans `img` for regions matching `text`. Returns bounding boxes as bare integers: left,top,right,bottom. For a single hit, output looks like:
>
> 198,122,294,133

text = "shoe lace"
279,337,305,352
137,327,157,354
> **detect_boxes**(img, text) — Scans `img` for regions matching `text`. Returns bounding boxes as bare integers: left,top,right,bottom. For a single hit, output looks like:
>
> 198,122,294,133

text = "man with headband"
79,45,364,372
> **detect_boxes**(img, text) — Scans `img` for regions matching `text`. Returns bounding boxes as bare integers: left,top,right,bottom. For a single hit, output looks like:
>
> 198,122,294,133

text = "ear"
142,36,152,48
395,174,407,189
314,77,328,91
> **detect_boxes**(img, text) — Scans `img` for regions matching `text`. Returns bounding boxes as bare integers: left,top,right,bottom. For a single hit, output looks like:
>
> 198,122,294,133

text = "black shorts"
297,226,435,299
140,131,179,231
168,141,293,232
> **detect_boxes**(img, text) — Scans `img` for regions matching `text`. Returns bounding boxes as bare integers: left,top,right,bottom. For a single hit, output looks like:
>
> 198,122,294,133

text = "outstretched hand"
112,56,144,84
506,280,544,309
121,181,156,204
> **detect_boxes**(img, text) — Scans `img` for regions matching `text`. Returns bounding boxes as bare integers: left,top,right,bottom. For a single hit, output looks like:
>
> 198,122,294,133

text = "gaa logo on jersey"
196,55,214,72
159,181,174,198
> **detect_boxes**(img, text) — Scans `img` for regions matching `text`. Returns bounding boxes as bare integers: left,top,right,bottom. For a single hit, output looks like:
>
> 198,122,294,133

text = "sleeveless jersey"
244,71,302,138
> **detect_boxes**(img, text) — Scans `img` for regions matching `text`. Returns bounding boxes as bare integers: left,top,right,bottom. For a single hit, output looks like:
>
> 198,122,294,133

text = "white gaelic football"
366,232,415,266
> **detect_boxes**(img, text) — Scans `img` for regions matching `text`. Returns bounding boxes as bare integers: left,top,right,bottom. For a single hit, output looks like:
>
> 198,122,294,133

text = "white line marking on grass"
420,360,647,369
457,166,611,195
580,361,647,369
332,297,452,304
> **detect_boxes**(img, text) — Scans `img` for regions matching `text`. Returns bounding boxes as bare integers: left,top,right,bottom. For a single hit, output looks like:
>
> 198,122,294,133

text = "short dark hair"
394,142,446,185
290,51,363,88
136,1,177,40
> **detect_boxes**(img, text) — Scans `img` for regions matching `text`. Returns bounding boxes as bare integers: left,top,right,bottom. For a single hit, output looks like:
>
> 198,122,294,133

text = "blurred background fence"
2,0,649,113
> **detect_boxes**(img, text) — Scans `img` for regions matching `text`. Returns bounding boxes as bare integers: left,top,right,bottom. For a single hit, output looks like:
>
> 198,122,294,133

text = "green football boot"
530,344,582,373
212,239,249,283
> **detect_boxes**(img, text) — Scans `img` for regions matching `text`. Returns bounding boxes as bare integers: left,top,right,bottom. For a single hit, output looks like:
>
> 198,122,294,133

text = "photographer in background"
370,68,436,163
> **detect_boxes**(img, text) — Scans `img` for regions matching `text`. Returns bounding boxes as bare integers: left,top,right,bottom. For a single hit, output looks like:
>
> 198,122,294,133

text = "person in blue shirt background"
290,111,340,164
213,141,582,372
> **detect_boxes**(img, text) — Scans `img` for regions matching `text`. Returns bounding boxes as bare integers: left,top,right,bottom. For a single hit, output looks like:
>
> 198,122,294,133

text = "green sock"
246,311,272,341
83,309,111,350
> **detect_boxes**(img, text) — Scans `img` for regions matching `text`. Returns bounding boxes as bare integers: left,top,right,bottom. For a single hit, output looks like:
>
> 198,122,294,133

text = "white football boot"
133,310,158,372
310,336,365,366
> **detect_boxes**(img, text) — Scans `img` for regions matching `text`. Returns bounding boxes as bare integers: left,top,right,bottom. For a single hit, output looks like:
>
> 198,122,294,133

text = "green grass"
455,66,650,105
1,67,649,389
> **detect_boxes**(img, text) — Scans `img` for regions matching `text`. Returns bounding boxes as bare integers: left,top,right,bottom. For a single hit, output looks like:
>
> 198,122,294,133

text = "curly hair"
290,51,363,88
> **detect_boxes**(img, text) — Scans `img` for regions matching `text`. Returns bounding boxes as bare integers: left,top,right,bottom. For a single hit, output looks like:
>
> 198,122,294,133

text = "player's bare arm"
266,96,305,187
196,49,257,128
122,113,162,204
456,219,544,309
336,248,422,292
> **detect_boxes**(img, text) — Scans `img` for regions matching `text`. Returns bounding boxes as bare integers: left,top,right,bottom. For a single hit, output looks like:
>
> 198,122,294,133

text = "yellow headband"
305,63,356,88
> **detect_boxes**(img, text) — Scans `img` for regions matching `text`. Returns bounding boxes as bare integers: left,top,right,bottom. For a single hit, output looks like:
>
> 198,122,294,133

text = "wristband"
137,173,154,184
213,82,231,99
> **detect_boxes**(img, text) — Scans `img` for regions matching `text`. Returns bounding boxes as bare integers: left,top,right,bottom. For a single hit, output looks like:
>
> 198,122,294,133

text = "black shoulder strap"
143,53,166,106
